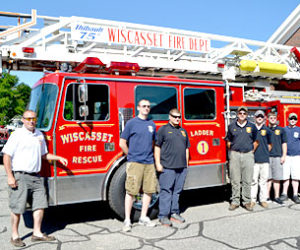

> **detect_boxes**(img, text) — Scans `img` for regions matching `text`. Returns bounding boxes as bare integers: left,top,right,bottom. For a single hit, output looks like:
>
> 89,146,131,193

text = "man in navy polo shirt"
120,99,157,232
250,110,272,209
267,112,287,205
280,113,300,204
155,108,190,227
226,106,258,211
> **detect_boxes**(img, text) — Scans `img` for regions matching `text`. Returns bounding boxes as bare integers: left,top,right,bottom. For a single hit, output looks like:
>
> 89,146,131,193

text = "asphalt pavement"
1,164,300,250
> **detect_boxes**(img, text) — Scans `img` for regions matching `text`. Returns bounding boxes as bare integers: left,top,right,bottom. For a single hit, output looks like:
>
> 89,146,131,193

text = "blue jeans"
158,168,187,218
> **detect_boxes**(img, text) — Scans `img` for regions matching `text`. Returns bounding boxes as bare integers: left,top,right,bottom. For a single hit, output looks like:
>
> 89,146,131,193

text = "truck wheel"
108,162,159,222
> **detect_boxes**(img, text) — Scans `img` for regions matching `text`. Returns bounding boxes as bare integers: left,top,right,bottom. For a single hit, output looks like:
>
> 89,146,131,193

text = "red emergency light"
107,61,140,75
74,57,106,73
22,47,34,53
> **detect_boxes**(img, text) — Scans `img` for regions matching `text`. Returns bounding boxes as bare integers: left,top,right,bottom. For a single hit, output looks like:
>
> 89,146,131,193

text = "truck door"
180,82,227,188
53,77,119,204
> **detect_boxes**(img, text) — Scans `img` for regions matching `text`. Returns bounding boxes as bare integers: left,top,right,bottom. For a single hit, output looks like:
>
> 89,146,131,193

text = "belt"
232,150,252,154
13,171,40,176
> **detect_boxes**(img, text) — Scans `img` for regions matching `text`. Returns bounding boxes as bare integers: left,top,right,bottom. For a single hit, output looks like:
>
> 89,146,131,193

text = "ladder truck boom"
0,9,299,82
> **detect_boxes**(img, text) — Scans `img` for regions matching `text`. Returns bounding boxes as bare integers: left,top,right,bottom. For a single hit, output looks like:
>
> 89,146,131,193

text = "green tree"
0,73,31,125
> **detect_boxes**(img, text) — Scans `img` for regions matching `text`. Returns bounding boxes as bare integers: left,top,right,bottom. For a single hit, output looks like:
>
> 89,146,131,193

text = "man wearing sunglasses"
154,108,190,227
120,99,157,232
251,110,272,209
2,110,68,247
280,113,300,204
226,106,258,211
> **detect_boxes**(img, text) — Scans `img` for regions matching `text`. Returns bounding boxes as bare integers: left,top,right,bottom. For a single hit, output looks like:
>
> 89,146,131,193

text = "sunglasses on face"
23,117,37,122
256,115,264,119
290,117,298,121
238,112,247,115
170,114,181,119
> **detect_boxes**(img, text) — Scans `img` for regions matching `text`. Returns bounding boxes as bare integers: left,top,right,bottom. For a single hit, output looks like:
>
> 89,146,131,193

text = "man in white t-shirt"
2,110,68,247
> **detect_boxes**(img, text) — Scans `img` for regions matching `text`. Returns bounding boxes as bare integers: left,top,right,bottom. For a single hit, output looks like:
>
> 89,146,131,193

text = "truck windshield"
27,83,58,131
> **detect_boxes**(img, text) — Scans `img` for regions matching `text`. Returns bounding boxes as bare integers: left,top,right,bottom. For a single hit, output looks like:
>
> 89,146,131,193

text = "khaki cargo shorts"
125,162,157,195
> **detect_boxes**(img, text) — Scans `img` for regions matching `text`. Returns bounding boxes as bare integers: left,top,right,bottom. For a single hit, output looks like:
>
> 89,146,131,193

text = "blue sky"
1,0,299,86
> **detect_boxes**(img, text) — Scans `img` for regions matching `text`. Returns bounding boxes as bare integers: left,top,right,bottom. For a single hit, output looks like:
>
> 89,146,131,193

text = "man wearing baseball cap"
226,106,258,211
251,110,272,209
280,113,300,204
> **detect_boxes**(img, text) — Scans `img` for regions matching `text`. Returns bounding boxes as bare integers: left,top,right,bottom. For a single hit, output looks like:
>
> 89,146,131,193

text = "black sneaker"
274,197,284,205
292,195,300,204
279,194,288,201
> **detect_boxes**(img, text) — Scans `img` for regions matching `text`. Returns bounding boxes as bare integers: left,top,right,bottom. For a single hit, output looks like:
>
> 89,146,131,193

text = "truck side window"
184,88,216,120
135,85,177,120
64,83,109,121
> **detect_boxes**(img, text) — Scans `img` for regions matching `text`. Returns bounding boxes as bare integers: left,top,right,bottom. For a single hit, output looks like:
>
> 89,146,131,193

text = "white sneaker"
138,216,156,227
122,219,132,232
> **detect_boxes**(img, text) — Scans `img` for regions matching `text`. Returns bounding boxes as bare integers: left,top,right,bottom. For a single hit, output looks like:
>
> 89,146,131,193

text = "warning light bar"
107,61,140,75
22,47,34,53
74,57,106,73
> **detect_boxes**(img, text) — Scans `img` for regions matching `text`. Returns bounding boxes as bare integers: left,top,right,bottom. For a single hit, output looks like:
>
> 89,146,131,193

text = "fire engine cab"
1,10,300,219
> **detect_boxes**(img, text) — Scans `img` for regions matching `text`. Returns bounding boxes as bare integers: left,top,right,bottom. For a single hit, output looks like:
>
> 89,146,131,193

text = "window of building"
64,83,109,121
135,85,177,120
184,88,216,120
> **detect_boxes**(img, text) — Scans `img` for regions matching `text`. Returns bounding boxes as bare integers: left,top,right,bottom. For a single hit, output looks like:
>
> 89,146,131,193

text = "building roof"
268,4,300,44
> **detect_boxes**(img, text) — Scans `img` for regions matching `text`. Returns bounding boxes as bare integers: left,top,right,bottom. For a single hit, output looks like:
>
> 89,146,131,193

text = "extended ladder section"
0,9,300,82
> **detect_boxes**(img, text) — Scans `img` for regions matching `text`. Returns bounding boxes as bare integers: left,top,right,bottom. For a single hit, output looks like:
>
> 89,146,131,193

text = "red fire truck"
1,10,300,219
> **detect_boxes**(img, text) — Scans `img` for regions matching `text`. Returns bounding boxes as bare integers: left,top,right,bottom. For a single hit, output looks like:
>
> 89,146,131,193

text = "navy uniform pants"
158,167,187,218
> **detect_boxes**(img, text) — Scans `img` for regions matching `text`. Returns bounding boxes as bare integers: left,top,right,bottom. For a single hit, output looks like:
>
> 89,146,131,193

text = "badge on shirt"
275,129,280,135
148,126,154,133
294,132,299,138
181,130,186,137
246,127,252,133
261,130,266,136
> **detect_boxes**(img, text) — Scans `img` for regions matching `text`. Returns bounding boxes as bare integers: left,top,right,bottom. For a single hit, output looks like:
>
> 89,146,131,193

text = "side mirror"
78,84,88,103
230,111,237,119
79,105,89,118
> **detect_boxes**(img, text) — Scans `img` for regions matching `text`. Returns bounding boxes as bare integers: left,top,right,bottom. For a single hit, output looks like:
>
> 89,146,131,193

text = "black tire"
108,162,159,222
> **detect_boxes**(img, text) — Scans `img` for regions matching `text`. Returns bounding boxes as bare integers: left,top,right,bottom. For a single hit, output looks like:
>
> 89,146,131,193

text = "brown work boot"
250,202,256,208
244,203,253,211
260,201,268,208
228,204,239,211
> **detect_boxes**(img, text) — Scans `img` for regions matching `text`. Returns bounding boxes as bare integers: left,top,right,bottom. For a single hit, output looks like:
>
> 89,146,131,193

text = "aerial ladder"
0,9,299,81
1,9,300,125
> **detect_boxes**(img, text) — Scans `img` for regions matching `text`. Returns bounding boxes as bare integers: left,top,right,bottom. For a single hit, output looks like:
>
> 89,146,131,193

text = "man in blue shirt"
280,113,300,204
267,112,287,205
251,110,272,209
226,106,258,211
120,99,157,231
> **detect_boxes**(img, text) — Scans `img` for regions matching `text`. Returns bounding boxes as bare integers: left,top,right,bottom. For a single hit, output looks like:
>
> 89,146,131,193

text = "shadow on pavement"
22,184,231,235
23,201,115,235
180,184,231,212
